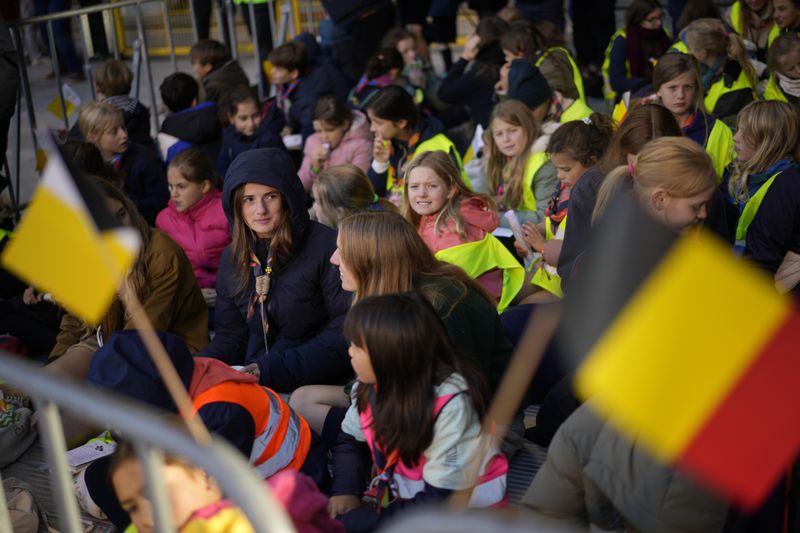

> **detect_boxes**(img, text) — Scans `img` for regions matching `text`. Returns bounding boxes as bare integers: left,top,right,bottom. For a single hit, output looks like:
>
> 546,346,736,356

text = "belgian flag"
560,195,800,510
1,132,140,325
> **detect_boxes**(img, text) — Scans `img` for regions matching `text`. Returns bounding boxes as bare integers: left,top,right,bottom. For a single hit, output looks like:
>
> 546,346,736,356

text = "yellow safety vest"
705,118,735,181
386,133,470,196
517,151,549,213
559,98,594,123
529,215,566,298
735,171,781,246
764,75,789,102
611,93,629,123
730,1,743,35
536,46,587,104
435,233,524,313
602,29,628,106
768,23,781,46
669,40,689,54
704,68,757,117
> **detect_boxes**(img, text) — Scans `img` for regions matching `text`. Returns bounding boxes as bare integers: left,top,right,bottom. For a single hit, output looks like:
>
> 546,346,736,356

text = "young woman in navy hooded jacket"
198,148,353,393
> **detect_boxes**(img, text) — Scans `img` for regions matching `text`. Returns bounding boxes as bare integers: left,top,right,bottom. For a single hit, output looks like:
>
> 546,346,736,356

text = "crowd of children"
2,1,800,531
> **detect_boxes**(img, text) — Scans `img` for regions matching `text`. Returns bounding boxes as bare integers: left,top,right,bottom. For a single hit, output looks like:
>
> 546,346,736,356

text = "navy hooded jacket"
160,101,222,163
216,102,286,178
198,148,353,392
87,331,255,456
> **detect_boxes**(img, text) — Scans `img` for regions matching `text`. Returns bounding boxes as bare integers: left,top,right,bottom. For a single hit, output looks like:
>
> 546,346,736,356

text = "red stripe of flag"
679,309,800,510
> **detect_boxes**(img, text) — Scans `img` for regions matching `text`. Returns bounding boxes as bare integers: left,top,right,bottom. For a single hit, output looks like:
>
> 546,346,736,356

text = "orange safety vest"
194,381,311,478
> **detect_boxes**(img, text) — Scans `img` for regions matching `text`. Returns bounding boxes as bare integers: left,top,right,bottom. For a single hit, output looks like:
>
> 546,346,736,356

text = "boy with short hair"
93,60,152,144
269,40,350,140
158,72,222,164
189,39,250,109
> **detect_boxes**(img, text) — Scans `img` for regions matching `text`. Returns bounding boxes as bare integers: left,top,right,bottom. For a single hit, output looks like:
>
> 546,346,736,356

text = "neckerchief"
277,80,300,122
387,131,421,193
246,246,273,352
365,386,400,510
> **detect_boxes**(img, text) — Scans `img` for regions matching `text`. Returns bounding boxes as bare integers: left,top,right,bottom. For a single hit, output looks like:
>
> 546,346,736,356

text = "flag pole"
121,289,212,445
448,302,563,509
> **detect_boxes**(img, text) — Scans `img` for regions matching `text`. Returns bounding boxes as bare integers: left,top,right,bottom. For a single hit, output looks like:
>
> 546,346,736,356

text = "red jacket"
156,189,230,288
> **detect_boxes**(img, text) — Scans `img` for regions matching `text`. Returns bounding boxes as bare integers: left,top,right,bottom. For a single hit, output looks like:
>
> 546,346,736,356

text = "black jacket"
283,65,351,139
160,101,222,163
198,148,352,392
119,141,169,225
437,46,503,128
202,60,251,108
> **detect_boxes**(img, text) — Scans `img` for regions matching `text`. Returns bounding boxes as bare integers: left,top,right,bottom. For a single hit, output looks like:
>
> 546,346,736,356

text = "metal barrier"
0,350,296,533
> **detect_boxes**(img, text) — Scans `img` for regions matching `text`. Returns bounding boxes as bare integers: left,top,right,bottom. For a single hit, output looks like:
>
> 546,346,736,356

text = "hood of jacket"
87,330,195,412
161,101,221,144
342,109,372,145
294,32,321,66
222,148,309,247
459,196,499,232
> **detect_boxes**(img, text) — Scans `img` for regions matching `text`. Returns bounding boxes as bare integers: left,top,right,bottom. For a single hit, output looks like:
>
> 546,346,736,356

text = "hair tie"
628,161,635,176
372,193,379,205
582,116,592,125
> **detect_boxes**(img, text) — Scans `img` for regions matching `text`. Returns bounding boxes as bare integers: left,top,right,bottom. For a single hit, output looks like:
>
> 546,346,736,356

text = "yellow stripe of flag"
575,235,790,461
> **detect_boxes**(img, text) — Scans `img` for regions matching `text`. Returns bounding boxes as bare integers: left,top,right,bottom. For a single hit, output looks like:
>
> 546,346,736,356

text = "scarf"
625,24,671,78
778,72,800,98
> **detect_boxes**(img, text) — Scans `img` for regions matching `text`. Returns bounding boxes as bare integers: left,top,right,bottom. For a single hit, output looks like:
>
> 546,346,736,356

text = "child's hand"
312,145,328,168
542,239,563,266
373,135,390,164
240,363,260,378
495,62,510,96
327,494,361,518
521,222,546,252
22,287,44,305
462,35,481,61
514,239,531,258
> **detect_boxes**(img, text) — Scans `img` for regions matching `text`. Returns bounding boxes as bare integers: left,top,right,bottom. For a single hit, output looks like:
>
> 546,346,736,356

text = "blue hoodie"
199,148,353,392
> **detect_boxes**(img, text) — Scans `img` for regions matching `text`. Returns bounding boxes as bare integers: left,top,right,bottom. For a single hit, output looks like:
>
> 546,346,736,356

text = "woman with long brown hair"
198,148,352,393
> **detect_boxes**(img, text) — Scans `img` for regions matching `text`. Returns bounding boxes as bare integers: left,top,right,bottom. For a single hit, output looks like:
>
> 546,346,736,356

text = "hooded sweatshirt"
159,101,222,164
298,109,372,191
417,196,503,302
198,148,352,392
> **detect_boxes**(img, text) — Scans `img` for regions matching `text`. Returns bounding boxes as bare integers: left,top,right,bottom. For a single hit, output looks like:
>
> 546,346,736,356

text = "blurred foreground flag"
1,132,140,325
561,196,800,511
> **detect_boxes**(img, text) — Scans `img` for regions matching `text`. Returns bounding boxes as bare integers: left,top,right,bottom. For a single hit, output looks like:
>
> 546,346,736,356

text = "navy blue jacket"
216,112,286,178
119,141,169,225
368,116,455,197
88,331,255,456
160,101,222,163
198,148,352,392
438,55,501,128
283,65,351,139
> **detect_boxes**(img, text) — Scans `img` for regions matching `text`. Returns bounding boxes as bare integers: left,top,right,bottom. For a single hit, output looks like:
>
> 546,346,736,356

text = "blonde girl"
485,99,557,227
593,137,717,233
684,18,759,127
723,100,799,250
402,151,516,305
651,52,735,178
311,164,396,228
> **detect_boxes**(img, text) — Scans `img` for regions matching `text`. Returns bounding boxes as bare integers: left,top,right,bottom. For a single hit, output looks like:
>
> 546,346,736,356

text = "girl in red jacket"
156,148,230,307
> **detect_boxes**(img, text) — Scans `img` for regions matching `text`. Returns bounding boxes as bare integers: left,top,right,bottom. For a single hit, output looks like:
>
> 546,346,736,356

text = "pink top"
418,197,504,302
298,109,372,192
155,189,230,288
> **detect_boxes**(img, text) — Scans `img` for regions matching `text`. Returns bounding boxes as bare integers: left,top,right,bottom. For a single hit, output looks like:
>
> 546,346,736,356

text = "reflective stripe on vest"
193,382,311,478
360,392,508,507
530,215,565,298
705,118,735,180
764,75,789,103
559,98,594,123
602,29,628,105
704,68,756,116
386,133,471,195
520,151,549,213
536,46,587,103
735,171,781,246
435,233,525,313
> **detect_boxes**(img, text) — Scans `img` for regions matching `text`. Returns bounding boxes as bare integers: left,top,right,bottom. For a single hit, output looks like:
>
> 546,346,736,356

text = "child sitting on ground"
298,94,372,192
158,72,222,164
216,86,285,178
766,31,800,105
189,39,250,111
329,293,507,530
78,102,168,224
311,165,396,228
347,47,404,111
156,148,229,308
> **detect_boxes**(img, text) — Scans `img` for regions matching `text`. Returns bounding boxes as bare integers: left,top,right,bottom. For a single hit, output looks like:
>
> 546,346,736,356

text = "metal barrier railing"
0,350,295,533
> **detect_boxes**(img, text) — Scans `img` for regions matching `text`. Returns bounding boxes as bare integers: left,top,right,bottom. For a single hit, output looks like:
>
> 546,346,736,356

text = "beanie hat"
507,59,552,110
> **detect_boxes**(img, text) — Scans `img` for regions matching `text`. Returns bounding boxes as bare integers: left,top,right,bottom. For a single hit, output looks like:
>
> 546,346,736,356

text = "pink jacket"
418,197,504,302
298,109,372,191
155,189,230,289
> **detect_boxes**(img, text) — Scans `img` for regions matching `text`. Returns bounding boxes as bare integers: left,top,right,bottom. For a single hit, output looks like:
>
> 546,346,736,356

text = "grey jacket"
521,403,729,533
